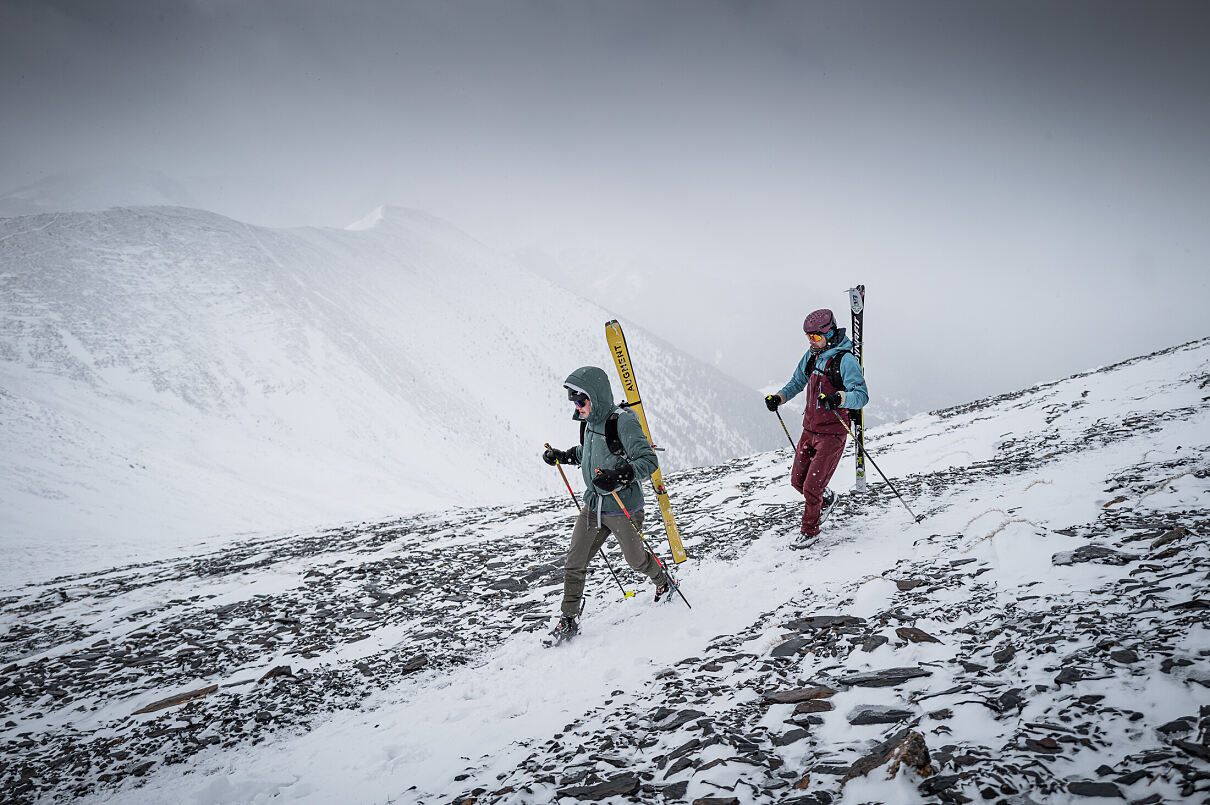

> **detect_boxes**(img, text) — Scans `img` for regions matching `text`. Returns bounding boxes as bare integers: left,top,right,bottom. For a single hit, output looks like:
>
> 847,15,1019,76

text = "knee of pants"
623,552,651,573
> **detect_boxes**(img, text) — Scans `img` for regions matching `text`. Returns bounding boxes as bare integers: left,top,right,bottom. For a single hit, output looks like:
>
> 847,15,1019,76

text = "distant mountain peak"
0,166,196,218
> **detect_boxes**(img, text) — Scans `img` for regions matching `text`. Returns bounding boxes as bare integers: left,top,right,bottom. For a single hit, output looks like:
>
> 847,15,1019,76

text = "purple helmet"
802,308,836,335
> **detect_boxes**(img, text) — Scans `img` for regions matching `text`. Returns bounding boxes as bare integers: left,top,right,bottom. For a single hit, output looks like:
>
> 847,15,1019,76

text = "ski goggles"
566,389,590,408
806,330,831,344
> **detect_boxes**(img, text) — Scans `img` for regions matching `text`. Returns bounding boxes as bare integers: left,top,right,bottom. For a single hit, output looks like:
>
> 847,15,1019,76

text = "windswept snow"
0,206,780,586
2,337,1207,804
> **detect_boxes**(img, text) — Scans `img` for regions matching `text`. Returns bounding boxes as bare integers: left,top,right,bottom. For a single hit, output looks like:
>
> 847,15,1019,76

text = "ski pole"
599,477,692,609
546,445,634,600
774,408,796,451
825,405,925,523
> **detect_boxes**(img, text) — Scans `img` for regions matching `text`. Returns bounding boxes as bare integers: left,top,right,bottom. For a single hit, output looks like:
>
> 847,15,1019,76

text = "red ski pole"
546,444,633,600
599,478,691,609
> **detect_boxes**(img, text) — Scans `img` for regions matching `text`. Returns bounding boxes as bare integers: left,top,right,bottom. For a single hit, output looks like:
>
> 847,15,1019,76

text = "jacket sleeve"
840,353,869,410
570,444,583,464
618,412,658,480
777,352,811,402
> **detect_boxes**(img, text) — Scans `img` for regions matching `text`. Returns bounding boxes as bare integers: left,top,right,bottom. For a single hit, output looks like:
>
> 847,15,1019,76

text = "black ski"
848,285,867,492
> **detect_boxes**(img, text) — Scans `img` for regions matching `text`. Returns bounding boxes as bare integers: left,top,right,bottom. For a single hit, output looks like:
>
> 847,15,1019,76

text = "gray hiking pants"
561,507,667,617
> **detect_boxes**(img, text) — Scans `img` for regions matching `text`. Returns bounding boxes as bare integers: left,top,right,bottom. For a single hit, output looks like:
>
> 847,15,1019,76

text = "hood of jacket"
564,365,616,426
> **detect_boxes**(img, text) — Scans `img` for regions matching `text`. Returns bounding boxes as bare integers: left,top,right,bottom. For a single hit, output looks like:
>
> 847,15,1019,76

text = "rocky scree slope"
0,337,1207,804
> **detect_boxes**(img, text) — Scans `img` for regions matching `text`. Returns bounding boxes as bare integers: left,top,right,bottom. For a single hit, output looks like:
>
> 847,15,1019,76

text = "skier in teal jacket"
765,308,869,538
542,366,673,642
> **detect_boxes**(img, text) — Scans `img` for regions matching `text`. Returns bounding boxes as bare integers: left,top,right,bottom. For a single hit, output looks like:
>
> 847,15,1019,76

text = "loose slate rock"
1055,667,1085,685
896,627,941,644
844,728,932,782
1052,546,1138,566
847,705,915,725
556,772,640,800
861,635,889,653
836,666,932,688
786,615,866,631
919,774,961,795
776,728,810,746
1156,717,1194,736
657,709,707,731
131,684,219,715
258,665,293,682
1066,780,1123,797
399,654,427,672
771,637,812,658
764,686,837,705
995,688,1026,713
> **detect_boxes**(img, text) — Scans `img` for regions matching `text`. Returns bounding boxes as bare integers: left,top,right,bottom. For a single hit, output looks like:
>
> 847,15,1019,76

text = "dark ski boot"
819,488,838,525
544,615,579,647
654,576,679,604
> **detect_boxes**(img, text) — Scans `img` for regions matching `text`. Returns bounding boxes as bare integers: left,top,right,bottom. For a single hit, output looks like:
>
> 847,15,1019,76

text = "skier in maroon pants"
765,308,869,539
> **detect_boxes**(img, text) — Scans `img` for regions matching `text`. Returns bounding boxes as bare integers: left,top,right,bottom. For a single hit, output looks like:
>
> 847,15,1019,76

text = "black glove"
593,464,635,492
819,392,843,411
764,394,781,412
542,446,577,466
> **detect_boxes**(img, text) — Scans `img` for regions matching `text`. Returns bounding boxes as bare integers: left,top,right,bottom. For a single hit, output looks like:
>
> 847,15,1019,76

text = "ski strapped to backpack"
604,319,687,563
848,285,867,492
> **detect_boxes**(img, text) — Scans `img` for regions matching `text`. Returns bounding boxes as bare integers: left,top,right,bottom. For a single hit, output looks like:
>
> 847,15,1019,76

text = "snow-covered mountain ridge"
0,205,779,585
1,336,1207,804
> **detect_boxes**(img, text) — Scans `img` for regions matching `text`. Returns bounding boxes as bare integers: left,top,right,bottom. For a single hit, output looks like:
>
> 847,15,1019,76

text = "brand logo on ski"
604,319,687,564
611,343,637,395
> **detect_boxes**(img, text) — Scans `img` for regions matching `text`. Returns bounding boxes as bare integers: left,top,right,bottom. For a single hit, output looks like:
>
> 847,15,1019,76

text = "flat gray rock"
836,666,932,688
847,705,915,725
1052,545,1138,566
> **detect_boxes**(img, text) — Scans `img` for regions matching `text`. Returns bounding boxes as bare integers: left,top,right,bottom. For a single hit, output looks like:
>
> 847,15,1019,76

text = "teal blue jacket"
778,331,870,411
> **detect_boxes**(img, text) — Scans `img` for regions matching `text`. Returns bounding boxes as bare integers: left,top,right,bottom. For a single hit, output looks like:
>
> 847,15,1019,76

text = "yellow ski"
604,319,687,563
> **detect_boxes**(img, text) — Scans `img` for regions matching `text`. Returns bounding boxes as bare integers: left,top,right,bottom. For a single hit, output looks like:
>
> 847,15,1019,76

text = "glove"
819,392,844,411
764,394,782,412
593,464,635,492
542,446,577,466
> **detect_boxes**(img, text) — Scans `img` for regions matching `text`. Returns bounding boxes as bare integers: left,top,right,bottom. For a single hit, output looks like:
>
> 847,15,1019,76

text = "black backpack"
807,350,850,391
579,402,634,458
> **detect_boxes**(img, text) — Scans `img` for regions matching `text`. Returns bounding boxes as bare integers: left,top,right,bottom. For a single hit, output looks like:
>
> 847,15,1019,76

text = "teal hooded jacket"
564,365,658,518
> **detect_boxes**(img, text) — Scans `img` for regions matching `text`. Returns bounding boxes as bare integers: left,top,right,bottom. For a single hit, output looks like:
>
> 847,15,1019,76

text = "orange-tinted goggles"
806,331,828,343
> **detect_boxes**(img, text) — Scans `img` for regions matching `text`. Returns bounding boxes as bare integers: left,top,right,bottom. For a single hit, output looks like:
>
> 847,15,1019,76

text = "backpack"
578,402,634,458
807,350,850,391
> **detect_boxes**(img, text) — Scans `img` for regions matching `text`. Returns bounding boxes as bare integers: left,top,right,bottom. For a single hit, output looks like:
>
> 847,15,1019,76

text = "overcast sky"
3,0,1208,416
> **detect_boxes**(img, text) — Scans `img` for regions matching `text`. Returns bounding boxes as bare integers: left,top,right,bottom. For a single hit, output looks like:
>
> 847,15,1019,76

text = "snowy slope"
0,206,779,585
2,337,1207,804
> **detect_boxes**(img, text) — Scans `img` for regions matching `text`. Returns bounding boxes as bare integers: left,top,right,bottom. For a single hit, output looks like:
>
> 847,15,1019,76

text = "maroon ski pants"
790,429,847,536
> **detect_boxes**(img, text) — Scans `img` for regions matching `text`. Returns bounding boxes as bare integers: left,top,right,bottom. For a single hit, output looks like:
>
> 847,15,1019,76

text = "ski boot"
654,575,679,604
544,615,579,647
818,488,839,525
